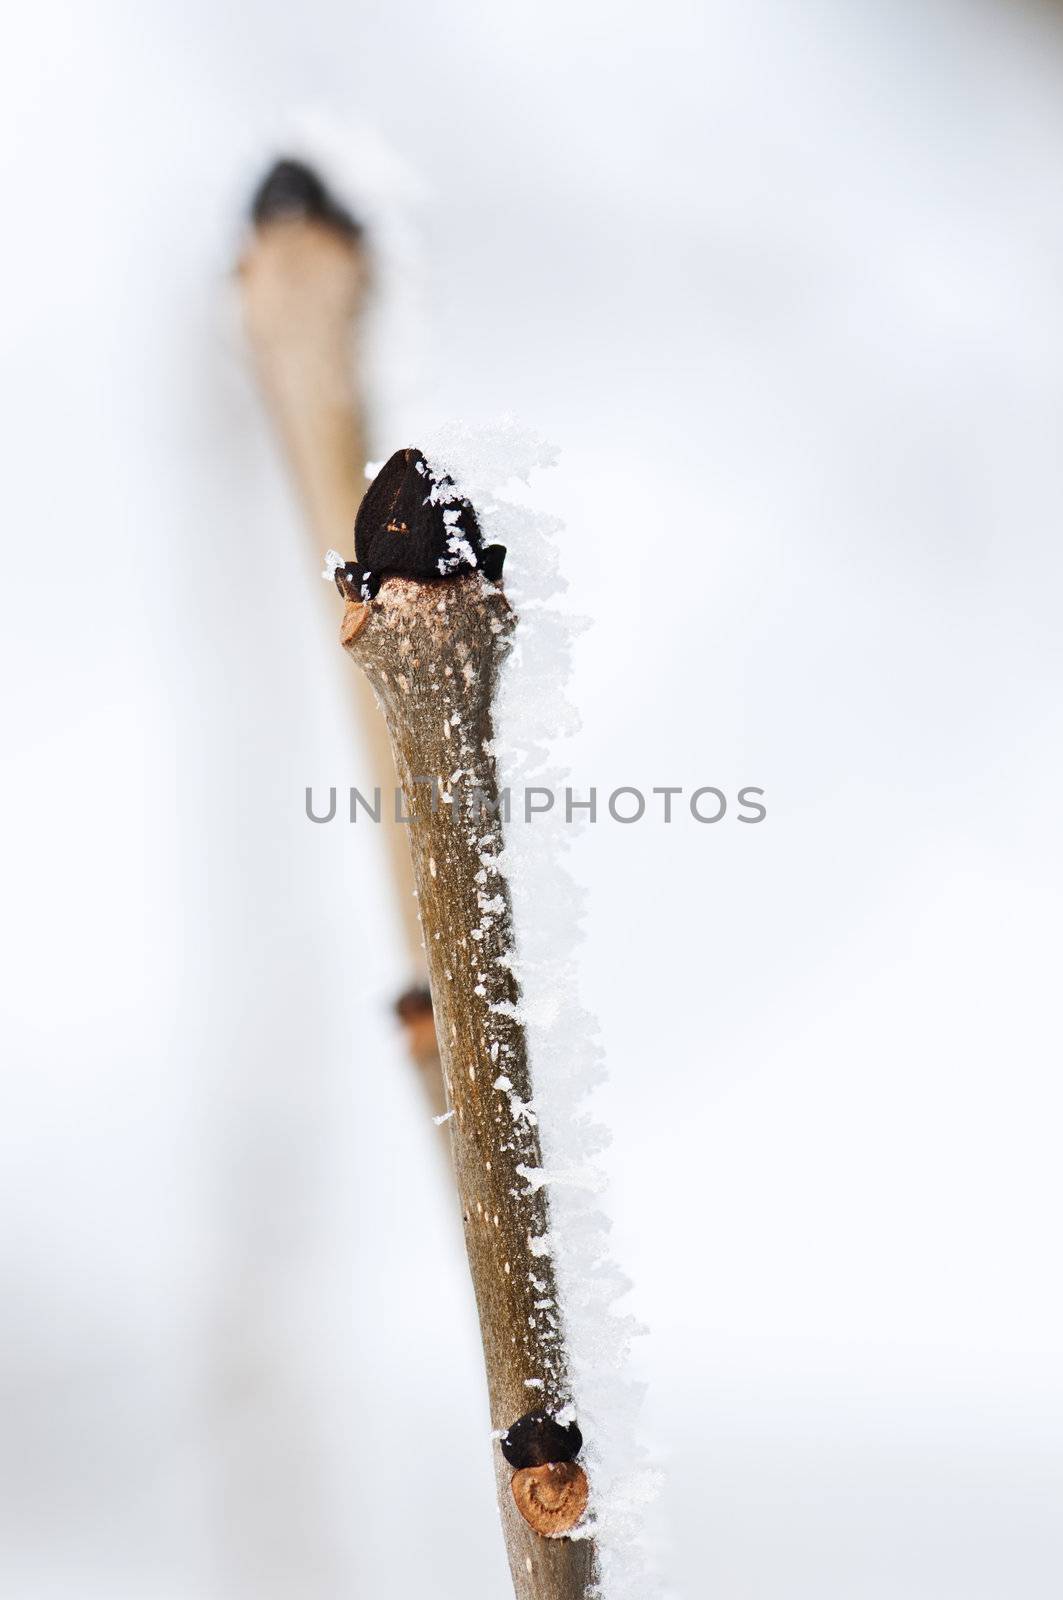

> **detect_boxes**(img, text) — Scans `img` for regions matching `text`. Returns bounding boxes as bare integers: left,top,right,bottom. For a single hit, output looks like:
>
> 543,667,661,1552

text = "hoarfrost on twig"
422,419,657,1600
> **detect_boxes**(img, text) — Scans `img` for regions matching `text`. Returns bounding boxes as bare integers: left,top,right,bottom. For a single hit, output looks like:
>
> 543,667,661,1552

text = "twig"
240,159,442,1096
335,449,595,1600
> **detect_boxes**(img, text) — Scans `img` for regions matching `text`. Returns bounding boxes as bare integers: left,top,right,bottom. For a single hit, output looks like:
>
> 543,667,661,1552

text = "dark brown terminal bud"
250,157,362,238
334,447,506,603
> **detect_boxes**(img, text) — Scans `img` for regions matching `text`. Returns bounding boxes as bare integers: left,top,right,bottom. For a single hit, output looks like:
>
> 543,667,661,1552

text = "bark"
240,202,427,986
339,576,595,1600
240,200,446,1108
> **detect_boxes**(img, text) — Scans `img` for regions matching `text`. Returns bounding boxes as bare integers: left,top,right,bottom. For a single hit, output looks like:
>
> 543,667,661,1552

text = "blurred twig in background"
239,158,442,1111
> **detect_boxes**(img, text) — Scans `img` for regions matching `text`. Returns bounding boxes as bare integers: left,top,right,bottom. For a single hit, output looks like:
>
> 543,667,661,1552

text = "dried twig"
335,450,595,1600
240,159,442,1097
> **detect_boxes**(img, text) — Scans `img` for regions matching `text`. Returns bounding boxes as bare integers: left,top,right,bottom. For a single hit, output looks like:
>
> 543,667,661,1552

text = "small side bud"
394,984,438,1069
500,1410,583,1469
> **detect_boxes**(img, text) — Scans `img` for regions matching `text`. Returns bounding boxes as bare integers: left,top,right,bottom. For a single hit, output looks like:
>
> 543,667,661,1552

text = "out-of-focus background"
3,1,1063,1595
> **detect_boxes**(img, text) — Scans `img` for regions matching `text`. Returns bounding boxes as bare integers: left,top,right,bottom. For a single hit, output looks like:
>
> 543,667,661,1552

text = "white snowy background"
3,1,1063,1596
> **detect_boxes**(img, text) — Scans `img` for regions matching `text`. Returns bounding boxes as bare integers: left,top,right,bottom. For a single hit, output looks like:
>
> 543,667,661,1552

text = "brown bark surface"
241,213,427,976
340,576,595,1600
